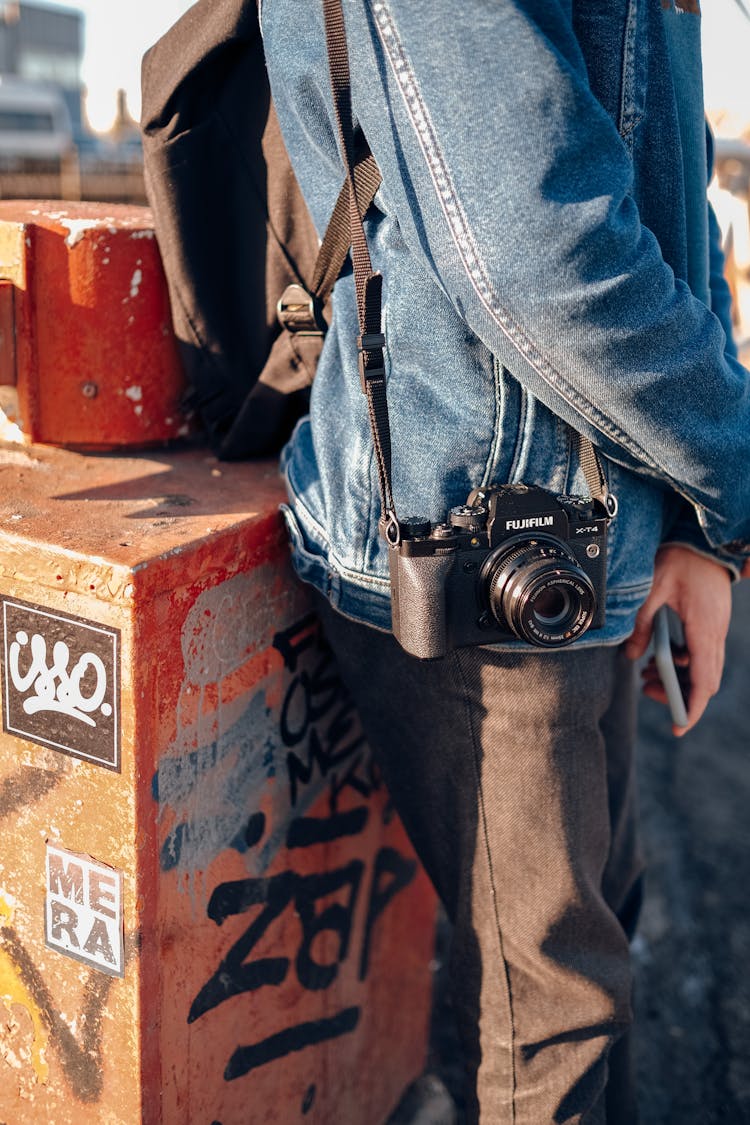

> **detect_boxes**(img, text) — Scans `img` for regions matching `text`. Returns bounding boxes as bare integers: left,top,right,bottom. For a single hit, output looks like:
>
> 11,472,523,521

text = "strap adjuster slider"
356,332,385,352
277,283,326,336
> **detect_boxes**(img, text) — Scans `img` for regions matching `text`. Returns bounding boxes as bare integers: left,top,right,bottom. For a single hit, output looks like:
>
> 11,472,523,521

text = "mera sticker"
1,596,120,770
45,844,124,977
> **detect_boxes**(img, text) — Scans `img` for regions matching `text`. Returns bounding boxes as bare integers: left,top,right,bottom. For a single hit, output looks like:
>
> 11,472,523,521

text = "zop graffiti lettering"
185,615,417,1081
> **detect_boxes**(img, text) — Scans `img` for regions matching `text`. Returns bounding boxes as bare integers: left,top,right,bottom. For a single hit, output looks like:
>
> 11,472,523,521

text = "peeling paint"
124,386,142,403
57,219,105,249
128,269,142,299
0,409,25,444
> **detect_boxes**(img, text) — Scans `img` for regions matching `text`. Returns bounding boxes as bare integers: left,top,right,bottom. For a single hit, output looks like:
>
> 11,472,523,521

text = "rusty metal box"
0,445,437,1124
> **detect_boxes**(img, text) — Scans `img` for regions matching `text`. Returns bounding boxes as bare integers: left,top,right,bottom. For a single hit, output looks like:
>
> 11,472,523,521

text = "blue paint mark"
154,689,334,877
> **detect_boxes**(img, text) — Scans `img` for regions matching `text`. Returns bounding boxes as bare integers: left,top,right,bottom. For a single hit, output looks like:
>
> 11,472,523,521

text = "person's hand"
624,545,732,737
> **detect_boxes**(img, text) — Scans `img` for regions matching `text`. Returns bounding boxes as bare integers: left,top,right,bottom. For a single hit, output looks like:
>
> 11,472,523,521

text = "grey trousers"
315,595,643,1125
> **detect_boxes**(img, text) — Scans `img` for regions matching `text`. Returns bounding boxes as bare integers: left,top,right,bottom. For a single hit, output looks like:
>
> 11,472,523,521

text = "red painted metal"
0,200,188,449
0,279,15,386
0,199,439,1124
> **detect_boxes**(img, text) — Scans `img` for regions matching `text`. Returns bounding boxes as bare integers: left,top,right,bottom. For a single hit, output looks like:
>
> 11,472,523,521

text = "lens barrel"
483,536,596,647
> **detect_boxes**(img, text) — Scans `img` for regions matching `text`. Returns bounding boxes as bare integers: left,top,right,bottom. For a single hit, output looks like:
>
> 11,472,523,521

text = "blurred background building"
0,0,82,133
704,0,750,351
0,0,143,202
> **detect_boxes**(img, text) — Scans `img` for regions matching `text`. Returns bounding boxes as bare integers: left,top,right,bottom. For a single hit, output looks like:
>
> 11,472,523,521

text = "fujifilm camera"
388,483,608,660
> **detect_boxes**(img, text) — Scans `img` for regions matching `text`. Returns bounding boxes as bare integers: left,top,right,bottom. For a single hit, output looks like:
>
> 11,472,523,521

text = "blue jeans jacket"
262,0,750,646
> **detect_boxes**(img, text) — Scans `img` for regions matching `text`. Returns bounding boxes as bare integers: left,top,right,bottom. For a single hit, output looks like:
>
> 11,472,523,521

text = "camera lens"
482,536,596,647
531,585,572,626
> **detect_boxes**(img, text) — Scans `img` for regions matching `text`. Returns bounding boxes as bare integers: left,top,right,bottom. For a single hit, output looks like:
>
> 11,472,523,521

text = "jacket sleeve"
343,0,750,557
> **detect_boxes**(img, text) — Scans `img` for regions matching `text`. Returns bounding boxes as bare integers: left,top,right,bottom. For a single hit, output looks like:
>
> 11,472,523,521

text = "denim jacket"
261,0,750,646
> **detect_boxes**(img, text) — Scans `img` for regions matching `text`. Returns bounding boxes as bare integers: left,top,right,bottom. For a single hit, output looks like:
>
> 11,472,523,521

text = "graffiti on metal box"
0,916,117,1102
147,581,426,1099
1,597,120,770
45,844,124,977
274,614,379,815
154,601,375,882
187,615,416,1080
190,816,416,1080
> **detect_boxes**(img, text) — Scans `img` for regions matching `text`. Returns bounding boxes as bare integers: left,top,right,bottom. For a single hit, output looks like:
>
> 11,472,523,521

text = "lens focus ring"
483,537,596,648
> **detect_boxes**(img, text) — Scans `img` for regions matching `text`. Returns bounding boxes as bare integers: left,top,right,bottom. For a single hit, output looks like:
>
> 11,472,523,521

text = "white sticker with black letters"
1,596,120,770
45,844,124,977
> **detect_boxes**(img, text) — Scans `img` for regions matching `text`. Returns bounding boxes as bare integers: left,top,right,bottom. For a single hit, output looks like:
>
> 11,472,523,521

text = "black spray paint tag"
1,597,121,771
45,844,124,977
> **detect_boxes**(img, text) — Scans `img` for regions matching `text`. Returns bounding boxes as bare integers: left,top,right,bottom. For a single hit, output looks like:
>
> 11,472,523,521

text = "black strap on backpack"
277,148,382,336
320,0,617,534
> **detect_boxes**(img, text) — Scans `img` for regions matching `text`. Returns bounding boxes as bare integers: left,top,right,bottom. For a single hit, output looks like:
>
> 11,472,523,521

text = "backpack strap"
277,147,381,337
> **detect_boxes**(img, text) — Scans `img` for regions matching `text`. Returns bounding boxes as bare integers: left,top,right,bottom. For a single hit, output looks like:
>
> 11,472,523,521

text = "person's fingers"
628,546,732,735
642,681,669,706
677,613,727,736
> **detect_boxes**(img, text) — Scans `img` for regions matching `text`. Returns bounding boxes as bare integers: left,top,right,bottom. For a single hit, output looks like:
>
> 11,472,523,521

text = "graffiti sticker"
1,597,120,770
45,844,124,977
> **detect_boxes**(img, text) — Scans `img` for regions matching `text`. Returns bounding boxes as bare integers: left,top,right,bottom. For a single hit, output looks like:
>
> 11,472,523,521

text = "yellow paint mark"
0,891,14,923
0,893,49,1083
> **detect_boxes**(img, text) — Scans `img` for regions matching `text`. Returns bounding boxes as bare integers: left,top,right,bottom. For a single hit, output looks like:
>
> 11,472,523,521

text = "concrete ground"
390,578,750,1125
633,577,750,1123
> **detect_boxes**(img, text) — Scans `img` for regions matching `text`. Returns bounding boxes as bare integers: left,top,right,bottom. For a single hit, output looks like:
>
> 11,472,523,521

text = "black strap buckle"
357,332,386,393
276,283,326,336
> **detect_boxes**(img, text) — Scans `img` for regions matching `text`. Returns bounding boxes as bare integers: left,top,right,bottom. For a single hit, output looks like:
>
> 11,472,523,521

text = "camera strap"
321,0,616,533
323,0,400,543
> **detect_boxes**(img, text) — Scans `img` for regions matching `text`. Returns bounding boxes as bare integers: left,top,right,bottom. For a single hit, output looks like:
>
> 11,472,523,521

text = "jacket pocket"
573,0,647,152
493,368,572,496
618,0,648,150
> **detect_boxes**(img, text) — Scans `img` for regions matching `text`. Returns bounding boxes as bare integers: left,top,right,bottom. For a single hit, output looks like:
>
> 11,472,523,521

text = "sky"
701,0,750,135
40,0,750,135
42,0,196,130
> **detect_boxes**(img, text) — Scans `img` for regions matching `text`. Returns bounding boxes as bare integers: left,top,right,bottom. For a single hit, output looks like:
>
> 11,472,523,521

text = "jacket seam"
480,356,504,487
452,649,517,1118
618,0,640,146
508,384,528,483
284,486,392,590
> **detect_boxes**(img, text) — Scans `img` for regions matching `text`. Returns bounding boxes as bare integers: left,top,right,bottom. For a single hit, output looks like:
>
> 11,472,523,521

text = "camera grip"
389,550,454,660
